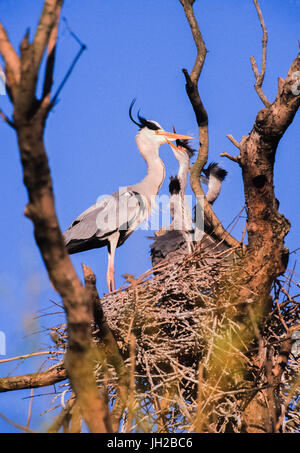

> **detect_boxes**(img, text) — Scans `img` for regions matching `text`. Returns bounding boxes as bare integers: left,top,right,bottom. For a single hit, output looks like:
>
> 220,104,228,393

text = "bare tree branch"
0,412,37,433
220,152,240,164
0,364,66,393
0,0,112,433
33,0,63,72
250,0,271,107
47,395,76,433
0,351,64,365
0,108,16,129
227,52,300,431
179,0,207,84
226,134,242,150
180,0,241,250
82,264,130,432
25,389,34,432
0,22,20,99
41,1,62,108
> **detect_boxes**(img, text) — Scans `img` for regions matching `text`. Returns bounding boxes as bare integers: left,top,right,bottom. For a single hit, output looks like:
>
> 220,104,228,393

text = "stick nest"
48,242,299,433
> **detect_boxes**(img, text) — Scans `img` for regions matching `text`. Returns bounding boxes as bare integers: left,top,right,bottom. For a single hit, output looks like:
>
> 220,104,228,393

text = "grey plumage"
63,100,194,292
64,190,147,254
150,230,188,267
200,162,228,205
150,138,195,268
150,159,229,268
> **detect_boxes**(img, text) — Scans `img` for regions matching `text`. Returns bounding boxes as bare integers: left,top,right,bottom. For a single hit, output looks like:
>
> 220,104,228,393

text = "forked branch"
250,0,271,107
180,0,241,249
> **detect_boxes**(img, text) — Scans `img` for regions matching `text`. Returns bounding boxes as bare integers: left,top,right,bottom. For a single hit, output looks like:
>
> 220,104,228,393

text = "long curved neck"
170,160,192,232
133,134,165,207
206,175,222,204
177,161,189,195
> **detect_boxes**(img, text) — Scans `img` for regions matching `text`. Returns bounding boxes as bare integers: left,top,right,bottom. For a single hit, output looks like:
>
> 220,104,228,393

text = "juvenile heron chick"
150,135,196,267
200,162,228,205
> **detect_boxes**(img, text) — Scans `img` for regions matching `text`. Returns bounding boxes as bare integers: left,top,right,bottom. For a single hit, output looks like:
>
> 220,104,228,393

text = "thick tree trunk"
0,0,113,433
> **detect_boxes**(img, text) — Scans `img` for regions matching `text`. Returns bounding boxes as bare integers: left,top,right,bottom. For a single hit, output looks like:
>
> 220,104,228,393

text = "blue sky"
0,0,299,432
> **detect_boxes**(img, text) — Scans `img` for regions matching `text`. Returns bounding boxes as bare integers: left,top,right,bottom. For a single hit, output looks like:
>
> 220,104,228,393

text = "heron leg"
185,231,195,254
106,233,119,293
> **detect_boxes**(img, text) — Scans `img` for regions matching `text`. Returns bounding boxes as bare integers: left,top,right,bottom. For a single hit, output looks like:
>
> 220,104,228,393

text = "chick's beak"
165,138,184,153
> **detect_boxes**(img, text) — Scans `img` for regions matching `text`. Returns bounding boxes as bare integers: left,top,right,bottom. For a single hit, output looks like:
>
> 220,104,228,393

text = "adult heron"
63,100,193,292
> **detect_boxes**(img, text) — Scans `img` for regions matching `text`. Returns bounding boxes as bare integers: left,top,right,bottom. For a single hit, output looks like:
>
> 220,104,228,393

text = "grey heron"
150,156,228,267
63,100,193,292
196,162,229,257
200,162,228,205
150,135,196,267
198,162,228,236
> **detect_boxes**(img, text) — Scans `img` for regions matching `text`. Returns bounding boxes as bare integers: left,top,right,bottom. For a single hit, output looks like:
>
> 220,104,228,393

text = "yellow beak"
165,138,183,152
155,130,194,141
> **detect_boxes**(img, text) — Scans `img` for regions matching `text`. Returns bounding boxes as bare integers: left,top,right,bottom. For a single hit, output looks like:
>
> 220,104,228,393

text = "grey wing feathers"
150,230,187,268
63,195,113,244
64,190,148,253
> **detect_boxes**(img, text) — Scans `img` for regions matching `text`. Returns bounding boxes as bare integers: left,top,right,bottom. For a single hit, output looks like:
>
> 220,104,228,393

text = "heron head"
167,126,196,165
129,99,193,148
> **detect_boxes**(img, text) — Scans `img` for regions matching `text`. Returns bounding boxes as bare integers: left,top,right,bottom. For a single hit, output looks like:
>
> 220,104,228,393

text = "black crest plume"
203,162,228,181
172,126,196,158
129,98,160,131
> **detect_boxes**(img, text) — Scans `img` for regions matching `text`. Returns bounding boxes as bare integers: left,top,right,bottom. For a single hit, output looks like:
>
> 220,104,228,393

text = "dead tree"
0,0,299,433
0,0,112,433
179,0,300,432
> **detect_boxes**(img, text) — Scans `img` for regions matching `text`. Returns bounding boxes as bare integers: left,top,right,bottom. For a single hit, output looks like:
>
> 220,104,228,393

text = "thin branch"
41,1,62,108
125,334,136,433
226,134,241,149
69,399,82,433
180,1,241,250
179,0,208,185
0,22,20,97
250,0,271,107
3,0,112,433
272,326,299,384
220,152,240,164
0,350,64,364
47,395,76,433
33,0,63,72
182,68,208,127
48,40,86,112
0,411,37,433
179,0,207,84
25,389,34,432
82,264,129,433
42,15,87,113
0,364,66,393
0,108,16,129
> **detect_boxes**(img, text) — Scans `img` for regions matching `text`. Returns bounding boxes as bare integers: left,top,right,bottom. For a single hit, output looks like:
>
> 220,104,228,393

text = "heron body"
64,189,149,255
200,162,227,205
64,101,193,292
151,155,228,267
197,162,229,256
